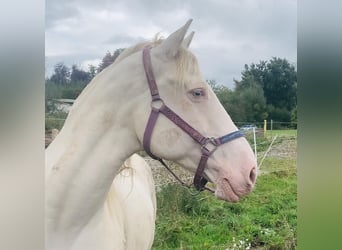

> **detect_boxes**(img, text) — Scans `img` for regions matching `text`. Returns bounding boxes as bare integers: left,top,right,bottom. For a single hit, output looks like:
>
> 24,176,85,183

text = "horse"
45,130,156,250
45,19,257,250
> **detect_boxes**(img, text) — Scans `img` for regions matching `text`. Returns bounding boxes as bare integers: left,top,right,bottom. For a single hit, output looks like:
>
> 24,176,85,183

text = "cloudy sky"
46,0,296,89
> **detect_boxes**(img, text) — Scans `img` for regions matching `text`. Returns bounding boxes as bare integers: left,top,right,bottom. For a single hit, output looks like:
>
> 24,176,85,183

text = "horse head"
133,20,257,202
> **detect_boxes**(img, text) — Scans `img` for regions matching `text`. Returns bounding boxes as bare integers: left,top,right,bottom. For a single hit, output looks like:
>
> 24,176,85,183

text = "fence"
45,117,297,157
45,117,297,170
46,116,297,131
235,120,297,130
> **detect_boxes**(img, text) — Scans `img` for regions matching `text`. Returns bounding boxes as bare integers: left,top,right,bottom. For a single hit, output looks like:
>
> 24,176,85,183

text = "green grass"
46,81,87,100
45,111,67,131
260,157,296,175
267,130,297,137
152,158,297,250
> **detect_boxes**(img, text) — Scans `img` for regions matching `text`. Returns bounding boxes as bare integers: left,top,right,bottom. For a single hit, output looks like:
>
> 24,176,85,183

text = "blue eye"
192,89,204,97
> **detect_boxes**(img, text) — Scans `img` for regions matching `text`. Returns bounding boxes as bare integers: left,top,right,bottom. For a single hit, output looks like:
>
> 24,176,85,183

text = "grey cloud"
46,0,80,28
103,34,145,46
45,0,297,88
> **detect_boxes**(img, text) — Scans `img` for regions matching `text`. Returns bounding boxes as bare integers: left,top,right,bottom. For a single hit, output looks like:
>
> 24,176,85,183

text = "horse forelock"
175,47,200,88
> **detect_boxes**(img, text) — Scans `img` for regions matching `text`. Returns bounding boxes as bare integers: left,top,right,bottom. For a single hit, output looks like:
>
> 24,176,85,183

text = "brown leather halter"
142,46,244,191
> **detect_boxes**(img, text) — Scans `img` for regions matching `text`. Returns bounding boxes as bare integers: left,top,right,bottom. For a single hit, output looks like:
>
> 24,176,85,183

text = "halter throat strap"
142,46,244,191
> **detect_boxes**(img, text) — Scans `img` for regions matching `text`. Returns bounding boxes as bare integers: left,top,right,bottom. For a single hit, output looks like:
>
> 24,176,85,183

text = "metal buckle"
201,137,218,155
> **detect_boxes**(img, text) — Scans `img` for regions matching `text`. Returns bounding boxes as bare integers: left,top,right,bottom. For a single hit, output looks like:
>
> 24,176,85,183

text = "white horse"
46,19,257,250
46,130,156,249
103,154,156,250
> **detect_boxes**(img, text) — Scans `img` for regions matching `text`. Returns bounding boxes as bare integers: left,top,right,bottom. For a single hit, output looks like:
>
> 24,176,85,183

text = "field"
152,132,297,250
268,129,297,137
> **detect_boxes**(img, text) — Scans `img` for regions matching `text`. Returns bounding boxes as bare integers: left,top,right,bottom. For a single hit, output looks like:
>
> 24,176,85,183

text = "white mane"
112,36,200,87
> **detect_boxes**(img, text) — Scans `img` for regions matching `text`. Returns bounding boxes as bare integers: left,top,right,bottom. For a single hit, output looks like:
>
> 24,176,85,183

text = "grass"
267,130,297,137
46,81,87,100
45,111,67,131
260,157,296,175
152,139,297,250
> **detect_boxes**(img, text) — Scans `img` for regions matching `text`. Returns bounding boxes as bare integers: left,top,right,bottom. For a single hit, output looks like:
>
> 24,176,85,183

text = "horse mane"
113,34,163,65
113,35,200,87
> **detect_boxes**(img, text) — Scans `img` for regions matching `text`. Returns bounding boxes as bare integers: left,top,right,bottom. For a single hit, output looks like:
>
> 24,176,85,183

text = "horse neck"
45,54,146,241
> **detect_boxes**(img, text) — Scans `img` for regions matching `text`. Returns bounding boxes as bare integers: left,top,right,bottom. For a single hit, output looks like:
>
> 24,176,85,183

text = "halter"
142,46,244,191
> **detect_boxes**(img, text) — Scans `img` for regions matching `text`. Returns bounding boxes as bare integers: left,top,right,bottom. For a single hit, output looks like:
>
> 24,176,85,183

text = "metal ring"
151,98,164,110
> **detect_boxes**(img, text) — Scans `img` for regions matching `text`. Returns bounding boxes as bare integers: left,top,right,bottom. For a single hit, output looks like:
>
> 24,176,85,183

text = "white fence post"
253,127,257,160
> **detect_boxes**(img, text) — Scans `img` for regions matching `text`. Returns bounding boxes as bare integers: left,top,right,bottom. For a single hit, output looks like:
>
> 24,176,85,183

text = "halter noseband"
142,46,244,191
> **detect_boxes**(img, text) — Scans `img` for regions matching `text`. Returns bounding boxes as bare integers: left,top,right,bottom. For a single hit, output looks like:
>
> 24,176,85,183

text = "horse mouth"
215,178,240,202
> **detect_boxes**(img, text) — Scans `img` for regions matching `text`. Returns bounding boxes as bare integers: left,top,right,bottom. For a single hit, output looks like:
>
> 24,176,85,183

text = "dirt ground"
144,158,194,190
266,136,297,160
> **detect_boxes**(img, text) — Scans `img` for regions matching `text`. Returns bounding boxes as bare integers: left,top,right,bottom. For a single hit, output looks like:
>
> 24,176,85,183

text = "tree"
207,79,266,123
50,62,70,85
291,105,297,128
264,58,297,111
234,61,267,91
70,64,90,83
236,57,297,122
88,64,97,80
112,48,125,61
207,80,234,110
98,51,114,73
235,81,268,123
97,48,125,73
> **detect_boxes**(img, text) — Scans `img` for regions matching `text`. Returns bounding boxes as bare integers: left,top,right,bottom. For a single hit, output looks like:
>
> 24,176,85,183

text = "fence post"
264,119,267,137
253,127,257,160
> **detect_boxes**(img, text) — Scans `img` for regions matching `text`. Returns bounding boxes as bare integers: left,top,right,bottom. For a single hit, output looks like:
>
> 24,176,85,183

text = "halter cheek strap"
142,46,244,191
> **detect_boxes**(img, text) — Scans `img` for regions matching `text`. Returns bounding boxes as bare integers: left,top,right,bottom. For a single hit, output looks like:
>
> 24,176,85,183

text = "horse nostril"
249,167,257,185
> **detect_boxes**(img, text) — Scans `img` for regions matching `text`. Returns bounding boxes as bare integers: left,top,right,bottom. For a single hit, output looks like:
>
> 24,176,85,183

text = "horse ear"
156,19,192,58
182,31,195,48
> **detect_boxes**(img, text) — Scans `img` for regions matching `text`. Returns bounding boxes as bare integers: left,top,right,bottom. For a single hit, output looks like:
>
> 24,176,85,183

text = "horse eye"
192,89,204,97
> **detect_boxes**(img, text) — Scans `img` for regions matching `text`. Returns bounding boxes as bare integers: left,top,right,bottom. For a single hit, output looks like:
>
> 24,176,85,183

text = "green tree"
50,62,70,85
97,48,125,73
88,64,97,80
291,105,297,128
112,48,125,61
207,79,246,123
236,57,297,123
263,58,297,111
70,64,90,84
207,79,234,112
235,82,268,123
235,61,267,91
98,51,114,73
